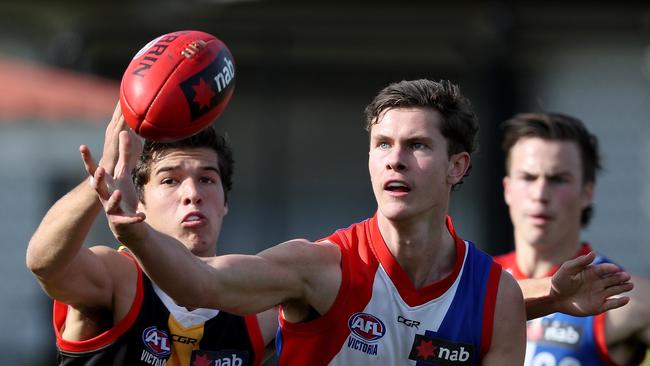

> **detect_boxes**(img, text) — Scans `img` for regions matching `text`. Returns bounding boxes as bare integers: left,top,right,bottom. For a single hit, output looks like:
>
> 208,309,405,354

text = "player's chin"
378,203,418,222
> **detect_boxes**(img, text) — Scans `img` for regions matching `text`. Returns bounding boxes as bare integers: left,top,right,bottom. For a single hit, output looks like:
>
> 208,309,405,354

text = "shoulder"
89,245,139,294
496,271,524,307
89,245,138,272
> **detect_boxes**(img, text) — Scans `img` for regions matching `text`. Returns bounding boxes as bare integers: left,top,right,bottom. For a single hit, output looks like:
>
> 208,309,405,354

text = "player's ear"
503,176,512,206
223,202,229,216
447,152,470,185
580,181,594,209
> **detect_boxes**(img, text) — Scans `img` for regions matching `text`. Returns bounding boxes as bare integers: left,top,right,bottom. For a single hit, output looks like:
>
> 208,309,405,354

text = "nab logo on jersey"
142,326,171,357
191,349,249,366
536,319,583,348
348,312,386,342
409,334,474,365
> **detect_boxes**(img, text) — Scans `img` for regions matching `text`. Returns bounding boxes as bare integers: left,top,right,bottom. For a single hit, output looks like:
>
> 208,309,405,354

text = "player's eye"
161,177,177,185
199,176,216,184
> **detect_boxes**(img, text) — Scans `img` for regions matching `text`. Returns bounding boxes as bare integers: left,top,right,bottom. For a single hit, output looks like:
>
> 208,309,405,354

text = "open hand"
551,252,633,316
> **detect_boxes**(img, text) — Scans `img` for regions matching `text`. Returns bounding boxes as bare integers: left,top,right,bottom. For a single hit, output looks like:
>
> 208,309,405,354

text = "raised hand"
83,130,145,243
551,252,633,316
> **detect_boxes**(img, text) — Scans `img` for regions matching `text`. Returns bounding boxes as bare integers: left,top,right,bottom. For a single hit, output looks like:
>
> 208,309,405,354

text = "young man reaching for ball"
87,80,632,365
26,104,277,366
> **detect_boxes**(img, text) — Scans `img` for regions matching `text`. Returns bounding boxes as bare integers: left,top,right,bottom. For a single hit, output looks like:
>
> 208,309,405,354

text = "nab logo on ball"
119,30,237,142
141,326,171,357
348,312,386,342
180,49,235,123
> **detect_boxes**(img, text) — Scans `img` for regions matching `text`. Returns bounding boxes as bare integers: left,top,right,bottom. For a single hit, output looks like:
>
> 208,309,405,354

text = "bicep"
482,271,526,365
40,246,132,310
198,240,338,315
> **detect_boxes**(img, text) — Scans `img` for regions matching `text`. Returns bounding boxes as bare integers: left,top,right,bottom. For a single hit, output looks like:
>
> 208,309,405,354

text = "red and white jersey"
276,214,502,366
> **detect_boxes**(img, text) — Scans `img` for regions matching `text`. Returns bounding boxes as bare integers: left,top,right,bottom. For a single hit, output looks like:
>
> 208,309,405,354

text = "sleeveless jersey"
53,251,265,366
495,244,645,366
276,214,502,365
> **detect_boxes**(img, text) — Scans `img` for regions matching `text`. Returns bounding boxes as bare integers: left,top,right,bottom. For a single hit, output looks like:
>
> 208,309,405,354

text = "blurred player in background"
87,79,633,365
26,104,276,366
495,112,650,365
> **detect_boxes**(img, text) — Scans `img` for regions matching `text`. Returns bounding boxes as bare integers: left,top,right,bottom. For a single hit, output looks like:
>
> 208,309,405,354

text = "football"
119,30,235,141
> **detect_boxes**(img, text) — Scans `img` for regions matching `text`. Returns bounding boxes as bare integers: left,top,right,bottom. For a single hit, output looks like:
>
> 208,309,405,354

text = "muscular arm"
115,214,339,316
482,271,526,365
88,131,341,317
26,179,110,305
26,103,135,309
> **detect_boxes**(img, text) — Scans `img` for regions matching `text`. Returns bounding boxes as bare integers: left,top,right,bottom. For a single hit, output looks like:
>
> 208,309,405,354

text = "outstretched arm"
85,132,340,316
520,252,633,320
26,103,136,308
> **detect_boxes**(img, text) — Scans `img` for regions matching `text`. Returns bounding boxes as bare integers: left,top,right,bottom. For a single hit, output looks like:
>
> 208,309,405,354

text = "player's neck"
514,233,582,278
377,211,456,288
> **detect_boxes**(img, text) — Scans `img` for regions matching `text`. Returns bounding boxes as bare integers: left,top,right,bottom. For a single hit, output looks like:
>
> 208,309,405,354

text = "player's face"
139,147,228,257
504,138,593,250
368,107,468,222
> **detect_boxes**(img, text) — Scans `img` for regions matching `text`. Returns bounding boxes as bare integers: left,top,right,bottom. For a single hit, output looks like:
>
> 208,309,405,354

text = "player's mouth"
182,212,207,227
384,180,411,196
529,213,552,225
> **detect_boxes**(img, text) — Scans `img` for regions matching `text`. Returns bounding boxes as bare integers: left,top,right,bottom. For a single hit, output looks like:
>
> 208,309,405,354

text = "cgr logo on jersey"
141,326,171,359
346,312,386,356
408,334,474,365
528,318,583,349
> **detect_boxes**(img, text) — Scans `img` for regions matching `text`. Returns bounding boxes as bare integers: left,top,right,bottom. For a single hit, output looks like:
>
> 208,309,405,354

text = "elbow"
25,239,58,280
25,244,47,278
25,251,50,278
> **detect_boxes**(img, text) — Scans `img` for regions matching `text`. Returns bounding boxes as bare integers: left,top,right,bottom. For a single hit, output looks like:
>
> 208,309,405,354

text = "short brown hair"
132,126,234,203
364,79,479,188
501,112,601,226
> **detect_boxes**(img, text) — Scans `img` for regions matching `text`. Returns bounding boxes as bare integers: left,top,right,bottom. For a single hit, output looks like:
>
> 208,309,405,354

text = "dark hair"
132,126,234,203
501,112,601,226
364,79,479,188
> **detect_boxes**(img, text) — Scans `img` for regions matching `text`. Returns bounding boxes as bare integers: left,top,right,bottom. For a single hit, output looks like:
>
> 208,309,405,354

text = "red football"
119,30,235,141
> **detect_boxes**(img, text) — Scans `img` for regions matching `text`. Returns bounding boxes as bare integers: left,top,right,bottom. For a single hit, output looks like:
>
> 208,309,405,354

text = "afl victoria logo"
348,312,386,342
142,326,171,357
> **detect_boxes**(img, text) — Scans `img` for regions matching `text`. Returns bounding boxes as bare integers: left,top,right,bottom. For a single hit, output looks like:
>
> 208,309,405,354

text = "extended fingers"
91,166,111,200
104,189,146,224
601,282,634,298
561,251,596,275
118,130,132,167
592,262,627,278
80,145,98,177
105,189,123,214
601,296,631,312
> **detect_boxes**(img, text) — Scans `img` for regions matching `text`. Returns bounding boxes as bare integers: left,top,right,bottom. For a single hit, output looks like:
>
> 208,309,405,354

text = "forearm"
118,222,306,314
118,222,216,306
26,178,101,279
519,278,557,320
